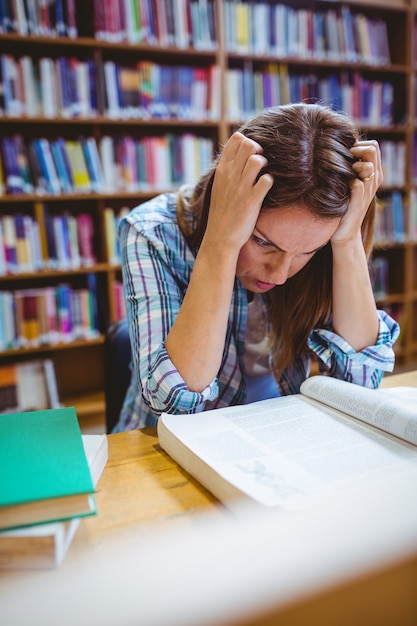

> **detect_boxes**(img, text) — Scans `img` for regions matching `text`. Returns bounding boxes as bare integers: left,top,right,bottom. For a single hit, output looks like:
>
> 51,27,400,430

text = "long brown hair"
177,103,375,376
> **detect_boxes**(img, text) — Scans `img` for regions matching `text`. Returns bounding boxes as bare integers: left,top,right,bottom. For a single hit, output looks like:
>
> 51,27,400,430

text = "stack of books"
0,406,108,569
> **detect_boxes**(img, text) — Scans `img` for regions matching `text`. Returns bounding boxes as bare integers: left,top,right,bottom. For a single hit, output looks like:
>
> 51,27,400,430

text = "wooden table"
1,371,417,626
74,425,228,548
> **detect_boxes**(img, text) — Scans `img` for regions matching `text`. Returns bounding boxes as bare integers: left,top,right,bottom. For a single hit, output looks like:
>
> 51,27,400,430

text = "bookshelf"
0,0,416,427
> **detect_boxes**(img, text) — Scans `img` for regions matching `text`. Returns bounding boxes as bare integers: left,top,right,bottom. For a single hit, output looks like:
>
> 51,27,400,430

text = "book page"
380,386,417,402
159,394,417,510
300,376,417,446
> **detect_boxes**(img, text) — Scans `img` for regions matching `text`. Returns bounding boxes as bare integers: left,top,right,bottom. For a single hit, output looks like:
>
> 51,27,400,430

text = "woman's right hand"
165,133,272,391
204,132,273,252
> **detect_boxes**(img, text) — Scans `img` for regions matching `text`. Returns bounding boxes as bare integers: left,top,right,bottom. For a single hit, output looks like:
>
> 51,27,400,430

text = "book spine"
99,136,116,191
50,140,72,194
87,59,98,116
39,57,58,118
56,283,73,341
1,215,18,273
53,215,70,270
80,137,100,192
13,134,32,194
64,140,91,191
20,56,39,117
76,60,90,117
43,358,61,408
44,285,59,343
70,288,83,339
32,139,61,195
66,213,81,269
65,0,77,38
0,290,16,349
86,273,100,334
34,289,47,344
76,213,96,266
103,207,118,264
14,213,31,273
0,220,7,276
55,57,71,118
0,364,18,411
68,57,81,117
15,289,40,347
55,0,66,36
1,137,24,194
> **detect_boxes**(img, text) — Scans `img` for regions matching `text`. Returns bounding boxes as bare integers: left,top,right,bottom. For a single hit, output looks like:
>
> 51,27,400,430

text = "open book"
158,376,417,514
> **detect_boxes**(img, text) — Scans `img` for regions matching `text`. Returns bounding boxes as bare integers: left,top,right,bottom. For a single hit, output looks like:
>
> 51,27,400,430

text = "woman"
114,103,399,431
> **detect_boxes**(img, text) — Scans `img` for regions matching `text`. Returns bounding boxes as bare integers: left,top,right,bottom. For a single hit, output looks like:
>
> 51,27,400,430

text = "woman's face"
236,206,341,293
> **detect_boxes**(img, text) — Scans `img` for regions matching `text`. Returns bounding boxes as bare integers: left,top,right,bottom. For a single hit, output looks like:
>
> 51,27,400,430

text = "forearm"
165,239,239,392
165,131,272,392
331,238,379,351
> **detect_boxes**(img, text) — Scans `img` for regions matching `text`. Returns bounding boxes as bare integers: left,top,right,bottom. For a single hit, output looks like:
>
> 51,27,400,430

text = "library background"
0,0,416,433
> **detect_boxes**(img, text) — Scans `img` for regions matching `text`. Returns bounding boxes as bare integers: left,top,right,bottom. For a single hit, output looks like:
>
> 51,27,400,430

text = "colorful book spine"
32,138,61,195
103,207,118,265
1,137,24,194
15,289,40,347
50,140,73,194
44,286,60,344
14,214,31,272
65,0,78,38
86,273,100,335
0,291,15,350
1,215,18,273
64,140,91,191
56,283,73,341
76,213,96,266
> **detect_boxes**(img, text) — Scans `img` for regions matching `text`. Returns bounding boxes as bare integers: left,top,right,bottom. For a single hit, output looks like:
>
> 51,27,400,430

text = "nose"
266,254,291,285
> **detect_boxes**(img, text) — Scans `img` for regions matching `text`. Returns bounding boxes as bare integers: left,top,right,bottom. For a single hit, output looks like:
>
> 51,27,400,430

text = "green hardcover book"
0,406,96,531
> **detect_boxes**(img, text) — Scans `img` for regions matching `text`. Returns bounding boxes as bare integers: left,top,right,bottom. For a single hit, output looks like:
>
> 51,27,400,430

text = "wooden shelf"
0,0,416,417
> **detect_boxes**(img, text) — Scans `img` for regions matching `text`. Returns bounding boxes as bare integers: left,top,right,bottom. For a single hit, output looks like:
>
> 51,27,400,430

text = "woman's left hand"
331,139,383,245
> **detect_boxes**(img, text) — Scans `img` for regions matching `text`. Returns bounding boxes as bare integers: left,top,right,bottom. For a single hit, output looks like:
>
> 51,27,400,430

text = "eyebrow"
255,228,327,255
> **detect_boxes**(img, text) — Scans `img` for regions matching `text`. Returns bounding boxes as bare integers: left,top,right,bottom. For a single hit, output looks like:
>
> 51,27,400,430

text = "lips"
255,279,276,291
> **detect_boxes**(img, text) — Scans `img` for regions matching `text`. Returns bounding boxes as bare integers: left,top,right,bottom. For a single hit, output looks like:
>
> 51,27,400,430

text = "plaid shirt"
114,193,400,431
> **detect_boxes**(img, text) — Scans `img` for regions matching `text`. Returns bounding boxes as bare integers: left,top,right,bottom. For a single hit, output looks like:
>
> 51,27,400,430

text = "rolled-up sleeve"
307,310,400,388
143,344,218,414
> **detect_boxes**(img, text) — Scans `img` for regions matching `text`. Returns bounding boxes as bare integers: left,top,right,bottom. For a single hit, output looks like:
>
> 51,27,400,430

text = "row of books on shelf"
374,192,407,246
0,405,108,569
224,1,391,65
0,279,100,351
0,203,130,274
0,133,215,197
0,358,60,413
0,206,98,273
0,0,77,38
103,61,220,121
95,0,217,49
0,54,221,121
0,54,98,119
227,64,396,126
